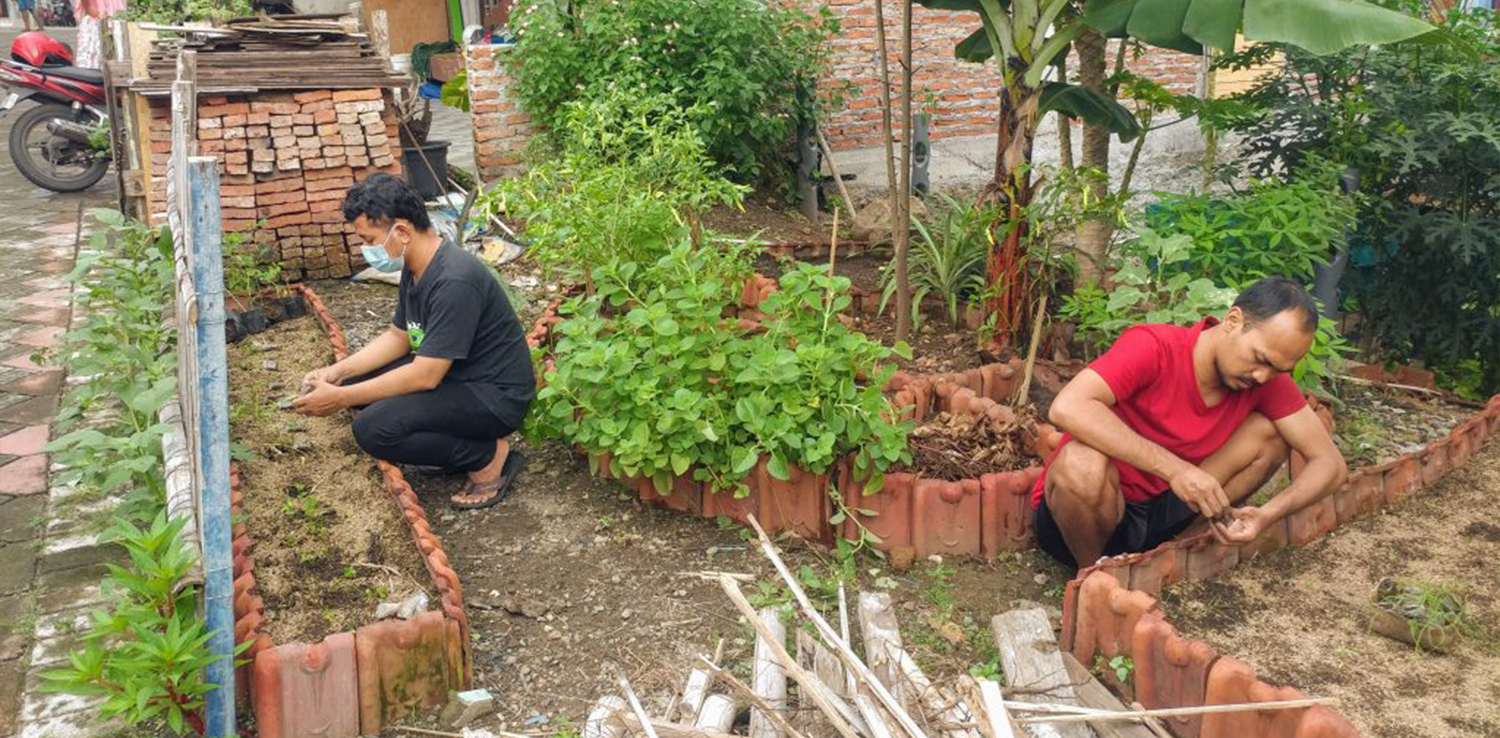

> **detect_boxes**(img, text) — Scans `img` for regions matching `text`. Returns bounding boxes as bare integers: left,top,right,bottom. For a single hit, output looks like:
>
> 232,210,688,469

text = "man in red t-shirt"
1033,278,1348,568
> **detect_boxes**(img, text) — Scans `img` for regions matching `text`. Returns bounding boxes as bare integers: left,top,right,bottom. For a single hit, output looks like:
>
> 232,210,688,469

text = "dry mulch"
893,409,1037,480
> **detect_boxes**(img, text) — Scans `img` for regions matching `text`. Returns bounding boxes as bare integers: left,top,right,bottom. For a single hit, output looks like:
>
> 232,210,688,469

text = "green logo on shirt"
407,322,426,350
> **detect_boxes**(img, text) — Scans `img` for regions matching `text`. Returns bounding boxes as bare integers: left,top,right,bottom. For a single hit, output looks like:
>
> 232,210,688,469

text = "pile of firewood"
567,519,1331,738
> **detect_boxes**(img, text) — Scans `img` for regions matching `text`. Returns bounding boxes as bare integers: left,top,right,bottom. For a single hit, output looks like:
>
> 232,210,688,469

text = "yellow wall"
1212,35,1282,98
362,0,453,57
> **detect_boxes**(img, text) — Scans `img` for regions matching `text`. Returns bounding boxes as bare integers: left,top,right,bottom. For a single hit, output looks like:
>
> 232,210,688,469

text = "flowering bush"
508,0,837,183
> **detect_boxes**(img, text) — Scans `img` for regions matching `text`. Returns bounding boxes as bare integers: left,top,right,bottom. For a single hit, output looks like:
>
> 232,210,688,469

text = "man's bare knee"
1045,443,1120,516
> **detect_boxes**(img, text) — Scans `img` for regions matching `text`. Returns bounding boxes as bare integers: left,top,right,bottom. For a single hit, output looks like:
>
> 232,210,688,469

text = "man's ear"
1222,305,1245,333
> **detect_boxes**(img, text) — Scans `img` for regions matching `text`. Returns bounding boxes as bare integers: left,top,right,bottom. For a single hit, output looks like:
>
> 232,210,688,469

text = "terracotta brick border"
230,284,473,738
1055,393,1500,737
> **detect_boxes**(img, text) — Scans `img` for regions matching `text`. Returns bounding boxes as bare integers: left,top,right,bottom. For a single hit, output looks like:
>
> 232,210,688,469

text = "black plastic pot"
402,140,451,201
279,294,307,320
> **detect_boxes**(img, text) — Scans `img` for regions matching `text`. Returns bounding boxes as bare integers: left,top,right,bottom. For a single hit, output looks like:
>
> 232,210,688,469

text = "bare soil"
1158,441,1500,738
228,315,434,645
1331,380,1480,468
303,275,1071,735
894,411,1038,480
702,199,839,245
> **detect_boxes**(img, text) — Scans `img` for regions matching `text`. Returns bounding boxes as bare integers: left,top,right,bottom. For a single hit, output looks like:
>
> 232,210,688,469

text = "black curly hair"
341,174,432,232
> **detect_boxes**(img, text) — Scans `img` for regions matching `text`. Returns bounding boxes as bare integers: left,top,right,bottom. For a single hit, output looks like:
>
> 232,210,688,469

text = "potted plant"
223,225,305,343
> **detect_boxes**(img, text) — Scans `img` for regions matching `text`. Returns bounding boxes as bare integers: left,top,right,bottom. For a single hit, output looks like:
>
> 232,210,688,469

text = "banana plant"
915,0,1441,342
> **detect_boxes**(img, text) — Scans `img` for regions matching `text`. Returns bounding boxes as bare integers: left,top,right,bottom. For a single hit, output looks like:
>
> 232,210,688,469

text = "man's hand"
291,379,346,417
1168,465,1231,518
1212,505,1273,545
303,365,344,388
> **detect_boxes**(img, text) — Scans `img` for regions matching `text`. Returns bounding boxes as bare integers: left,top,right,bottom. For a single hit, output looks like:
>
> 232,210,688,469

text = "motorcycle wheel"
8,104,108,193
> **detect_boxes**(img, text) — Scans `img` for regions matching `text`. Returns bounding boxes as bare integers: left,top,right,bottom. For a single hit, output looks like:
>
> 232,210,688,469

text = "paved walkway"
0,25,121,735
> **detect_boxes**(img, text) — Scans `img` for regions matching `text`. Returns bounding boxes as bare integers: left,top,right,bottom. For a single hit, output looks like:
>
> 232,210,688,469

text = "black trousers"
347,356,523,473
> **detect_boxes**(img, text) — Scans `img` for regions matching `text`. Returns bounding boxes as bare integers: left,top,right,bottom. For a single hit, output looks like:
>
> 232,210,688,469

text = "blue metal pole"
187,156,236,738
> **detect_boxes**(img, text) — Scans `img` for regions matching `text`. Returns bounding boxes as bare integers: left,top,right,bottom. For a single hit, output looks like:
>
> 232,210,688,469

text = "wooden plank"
1059,655,1156,738
991,609,1093,738
751,608,788,738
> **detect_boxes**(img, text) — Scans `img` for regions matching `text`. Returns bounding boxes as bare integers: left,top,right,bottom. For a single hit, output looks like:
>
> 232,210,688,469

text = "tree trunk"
1056,52,1074,170
895,0,914,341
1074,28,1112,286
872,0,910,340
984,81,1041,347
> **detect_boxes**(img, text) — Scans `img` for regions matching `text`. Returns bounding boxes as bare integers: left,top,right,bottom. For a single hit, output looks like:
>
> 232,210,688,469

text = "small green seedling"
1094,654,1135,683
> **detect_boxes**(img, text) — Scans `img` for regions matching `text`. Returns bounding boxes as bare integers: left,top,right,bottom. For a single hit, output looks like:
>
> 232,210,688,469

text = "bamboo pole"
1009,697,1337,725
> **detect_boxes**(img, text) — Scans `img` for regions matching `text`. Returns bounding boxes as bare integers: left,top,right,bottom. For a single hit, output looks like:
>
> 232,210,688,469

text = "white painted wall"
295,0,356,14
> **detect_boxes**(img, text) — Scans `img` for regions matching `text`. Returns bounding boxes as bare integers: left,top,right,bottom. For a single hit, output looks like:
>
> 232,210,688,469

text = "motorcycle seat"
41,66,103,86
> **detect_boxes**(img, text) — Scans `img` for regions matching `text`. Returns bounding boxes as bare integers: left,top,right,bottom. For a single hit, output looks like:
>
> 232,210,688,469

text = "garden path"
0,26,123,736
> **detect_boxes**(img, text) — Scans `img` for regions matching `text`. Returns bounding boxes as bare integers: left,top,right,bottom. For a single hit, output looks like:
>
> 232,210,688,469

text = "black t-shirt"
392,240,536,425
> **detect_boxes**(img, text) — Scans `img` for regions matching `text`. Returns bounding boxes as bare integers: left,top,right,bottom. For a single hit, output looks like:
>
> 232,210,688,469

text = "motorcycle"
0,31,110,192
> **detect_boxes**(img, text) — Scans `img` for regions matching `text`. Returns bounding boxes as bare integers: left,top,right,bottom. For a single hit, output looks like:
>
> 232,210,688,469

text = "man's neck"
406,232,444,282
1192,324,1230,398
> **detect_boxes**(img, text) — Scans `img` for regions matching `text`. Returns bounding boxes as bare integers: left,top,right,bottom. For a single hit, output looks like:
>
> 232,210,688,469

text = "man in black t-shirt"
293,175,535,509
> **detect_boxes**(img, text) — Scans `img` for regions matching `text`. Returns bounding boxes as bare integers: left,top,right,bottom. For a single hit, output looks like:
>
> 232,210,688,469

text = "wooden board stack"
146,89,402,280
131,15,409,94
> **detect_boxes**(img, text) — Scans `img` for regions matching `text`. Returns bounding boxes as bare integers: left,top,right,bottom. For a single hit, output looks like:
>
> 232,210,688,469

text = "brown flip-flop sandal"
451,450,526,510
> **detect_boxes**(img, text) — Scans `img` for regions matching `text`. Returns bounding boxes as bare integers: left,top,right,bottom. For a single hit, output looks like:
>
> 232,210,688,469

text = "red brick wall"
147,89,404,280
806,0,1205,150
467,43,534,182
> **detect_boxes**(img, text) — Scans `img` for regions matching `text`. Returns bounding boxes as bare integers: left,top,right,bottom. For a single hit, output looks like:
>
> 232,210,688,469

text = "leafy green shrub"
530,241,911,498
507,0,836,181
1219,8,1500,392
42,515,243,735
1146,166,1355,288
879,193,998,329
1061,224,1238,352
38,210,236,736
477,90,747,288
1062,223,1350,393
123,0,252,23
44,209,177,523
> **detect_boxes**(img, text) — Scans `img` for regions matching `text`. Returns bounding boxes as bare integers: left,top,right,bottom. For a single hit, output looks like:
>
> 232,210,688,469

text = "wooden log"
679,670,712,725
692,694,736,735
991,609,1091,738
751,607,788,738
702,657,813,738
1059,655,1155,738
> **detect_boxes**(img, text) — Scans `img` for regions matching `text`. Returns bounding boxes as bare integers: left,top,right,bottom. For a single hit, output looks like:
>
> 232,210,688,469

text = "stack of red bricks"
147,89,403,280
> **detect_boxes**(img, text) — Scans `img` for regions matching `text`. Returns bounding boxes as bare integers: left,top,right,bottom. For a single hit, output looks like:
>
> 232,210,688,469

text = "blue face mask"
361,225,406,273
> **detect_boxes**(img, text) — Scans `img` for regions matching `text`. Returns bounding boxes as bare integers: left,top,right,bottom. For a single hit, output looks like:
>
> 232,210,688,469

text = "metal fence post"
187,155,235,738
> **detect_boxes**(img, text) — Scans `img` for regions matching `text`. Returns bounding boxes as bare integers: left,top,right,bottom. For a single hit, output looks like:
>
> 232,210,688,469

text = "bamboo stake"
744,517,931,738
1010,697,1337,725
1331,373,1448,397
838,584,857,696
718,576,866,738
1012,294,1048,409
815,126,856,218
976,681,1018,738
701,658,814,738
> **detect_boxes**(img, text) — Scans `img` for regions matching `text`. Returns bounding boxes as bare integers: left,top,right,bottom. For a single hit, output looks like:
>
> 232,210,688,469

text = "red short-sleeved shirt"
1031,317,1306,508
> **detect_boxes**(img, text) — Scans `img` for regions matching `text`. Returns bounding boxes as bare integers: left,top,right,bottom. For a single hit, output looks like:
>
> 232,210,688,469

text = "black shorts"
1032,489,1199,569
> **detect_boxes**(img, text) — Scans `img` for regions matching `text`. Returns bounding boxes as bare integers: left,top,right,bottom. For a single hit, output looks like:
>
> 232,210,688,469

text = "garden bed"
1331,380,1480,467
228,313,433,644
1156,441,1500,738
226,285,472,738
